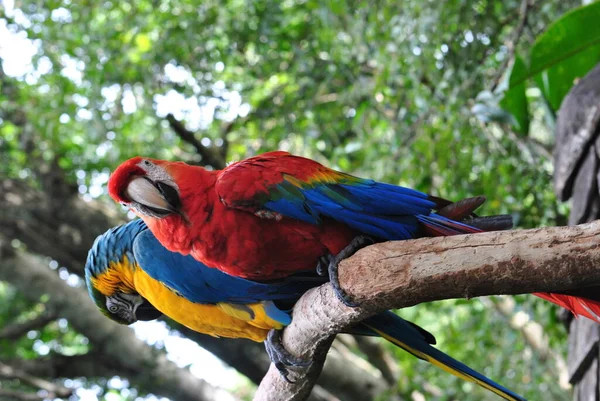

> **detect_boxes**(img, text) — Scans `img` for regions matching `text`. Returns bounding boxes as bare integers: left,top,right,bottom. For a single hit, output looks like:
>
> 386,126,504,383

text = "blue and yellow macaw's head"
84,219,163,325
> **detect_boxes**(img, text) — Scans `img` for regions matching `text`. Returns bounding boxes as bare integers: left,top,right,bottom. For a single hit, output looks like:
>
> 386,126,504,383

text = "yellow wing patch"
132,268,282,342
218,303,255,321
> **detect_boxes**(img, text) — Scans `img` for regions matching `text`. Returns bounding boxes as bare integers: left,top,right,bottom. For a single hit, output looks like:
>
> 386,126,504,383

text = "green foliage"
0,0,584,400
499,56,530,135
370,297,569,401
488,1,600,135
531,1,600,111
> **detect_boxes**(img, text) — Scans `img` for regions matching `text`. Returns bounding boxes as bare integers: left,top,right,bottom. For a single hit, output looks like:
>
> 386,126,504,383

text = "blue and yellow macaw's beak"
86,271,163,325
84,220,163,325
105,292,163,324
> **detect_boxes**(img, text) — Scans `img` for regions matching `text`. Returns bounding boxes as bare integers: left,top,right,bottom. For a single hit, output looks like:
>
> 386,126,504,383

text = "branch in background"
481,296,570,389
174,321,390,401
0,389,46,401
166,113,226,169
0,361,72,398
0,310,57,340
490,0,534,91
352,336,399,385
318,341,396,401
0,179,122,276
254,221,600,401
5,353,126,380
0,243,239,401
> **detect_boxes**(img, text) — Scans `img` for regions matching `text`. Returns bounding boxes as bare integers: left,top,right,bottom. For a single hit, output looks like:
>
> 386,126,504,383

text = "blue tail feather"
417,214,482,236
363,312,526,401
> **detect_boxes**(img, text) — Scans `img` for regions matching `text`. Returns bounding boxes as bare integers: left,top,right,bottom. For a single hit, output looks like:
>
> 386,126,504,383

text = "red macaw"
107,151,600,321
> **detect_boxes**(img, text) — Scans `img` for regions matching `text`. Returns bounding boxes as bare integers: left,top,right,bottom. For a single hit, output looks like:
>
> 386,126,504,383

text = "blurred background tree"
0,0,593,400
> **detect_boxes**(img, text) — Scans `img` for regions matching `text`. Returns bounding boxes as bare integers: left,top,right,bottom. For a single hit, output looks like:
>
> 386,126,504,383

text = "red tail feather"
534,292,600,323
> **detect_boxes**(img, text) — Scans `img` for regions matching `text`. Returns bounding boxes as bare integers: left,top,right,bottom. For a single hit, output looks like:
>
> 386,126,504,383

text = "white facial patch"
137,159,180,192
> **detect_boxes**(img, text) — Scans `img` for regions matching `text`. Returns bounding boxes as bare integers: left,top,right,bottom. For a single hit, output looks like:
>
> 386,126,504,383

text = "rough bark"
0,244,238,401
255,221,600,401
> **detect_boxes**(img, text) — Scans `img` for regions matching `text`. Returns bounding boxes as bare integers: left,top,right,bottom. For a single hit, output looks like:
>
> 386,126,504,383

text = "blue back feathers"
85,219,147,278
264,176,444,240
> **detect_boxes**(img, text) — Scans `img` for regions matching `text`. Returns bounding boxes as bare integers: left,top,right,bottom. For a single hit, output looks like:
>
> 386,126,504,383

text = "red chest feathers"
189,205,355,279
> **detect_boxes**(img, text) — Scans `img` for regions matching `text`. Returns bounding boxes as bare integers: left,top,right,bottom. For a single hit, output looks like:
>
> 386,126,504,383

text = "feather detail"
435,196,486,220
534,292,600,322
462,215,514,232
362,312,526,401
112,152,511,279
417,214,483,236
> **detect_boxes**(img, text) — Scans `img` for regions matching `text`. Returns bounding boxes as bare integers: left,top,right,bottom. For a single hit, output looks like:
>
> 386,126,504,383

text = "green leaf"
135,33,152,53
529,1,600,110
499,56,530,135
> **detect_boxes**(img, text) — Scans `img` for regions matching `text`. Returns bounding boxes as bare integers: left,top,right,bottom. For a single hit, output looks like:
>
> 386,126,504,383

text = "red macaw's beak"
125,177,181,216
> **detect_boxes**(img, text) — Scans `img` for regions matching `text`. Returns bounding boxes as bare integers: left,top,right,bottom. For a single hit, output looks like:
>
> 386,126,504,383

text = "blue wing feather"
264,178,437,239
263,174,482,240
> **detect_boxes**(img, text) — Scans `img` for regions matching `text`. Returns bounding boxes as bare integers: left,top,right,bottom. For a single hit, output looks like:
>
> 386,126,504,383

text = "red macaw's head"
108,157,184,219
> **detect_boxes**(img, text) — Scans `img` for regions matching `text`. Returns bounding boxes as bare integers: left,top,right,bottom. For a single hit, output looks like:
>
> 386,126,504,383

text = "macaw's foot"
328,235,374,308
264,329,311,383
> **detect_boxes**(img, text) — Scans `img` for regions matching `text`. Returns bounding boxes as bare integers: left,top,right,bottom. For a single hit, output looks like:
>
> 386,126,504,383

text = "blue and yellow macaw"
84,220,526,401
84,219,320,340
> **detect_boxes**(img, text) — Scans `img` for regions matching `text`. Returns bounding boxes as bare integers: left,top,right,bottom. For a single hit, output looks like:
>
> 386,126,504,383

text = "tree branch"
0,178,406,401
0,179,121,276
5,353,126,380
0,310,57,340
166,113,226,169
490,0,533,91
0,361,72,398
254,221,600,400
172,324,383,401
0,389,46,401
352,336,399,385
